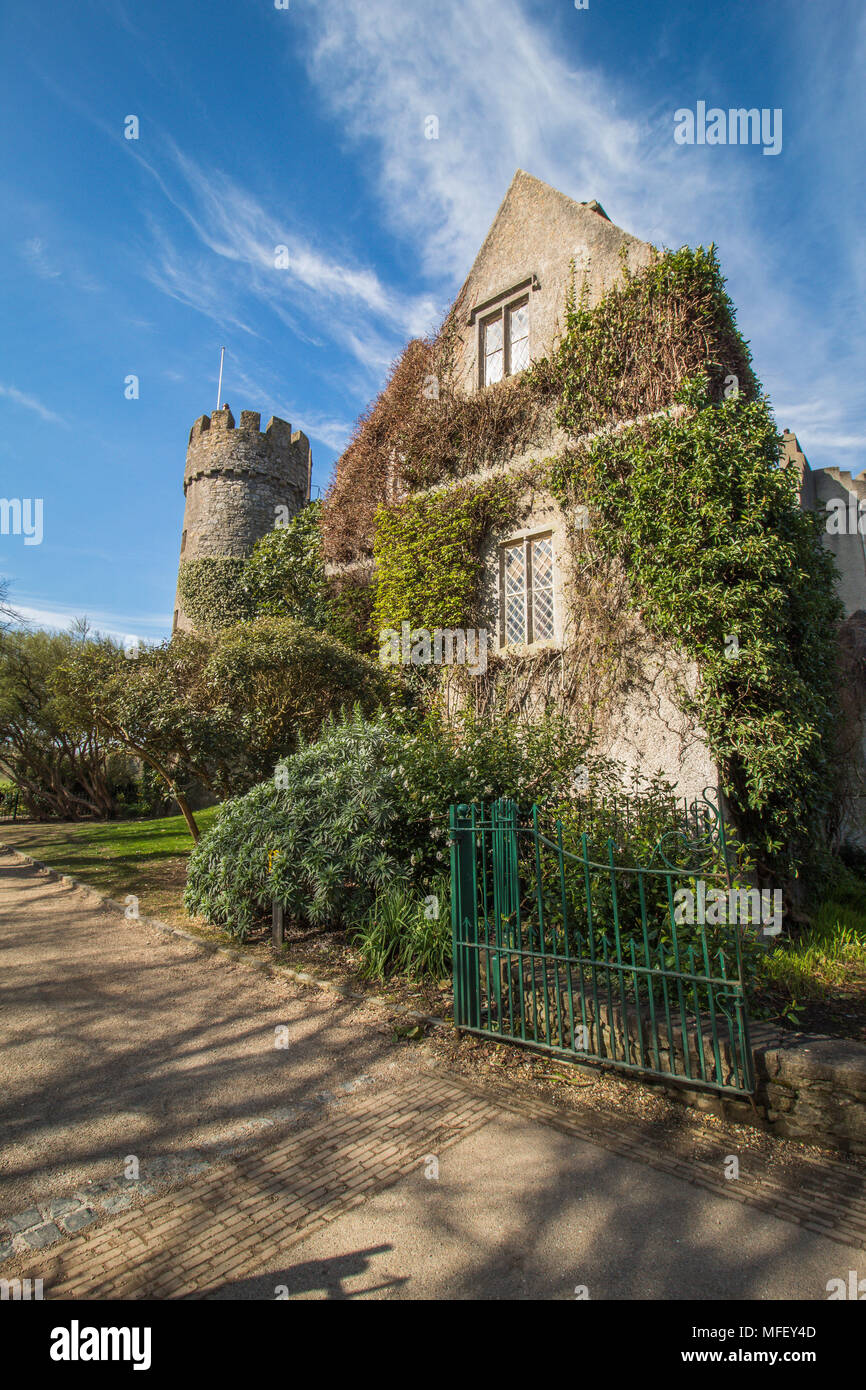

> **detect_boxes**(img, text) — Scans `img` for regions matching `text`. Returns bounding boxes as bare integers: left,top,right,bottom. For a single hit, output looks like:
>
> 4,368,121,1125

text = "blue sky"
1,0,863,644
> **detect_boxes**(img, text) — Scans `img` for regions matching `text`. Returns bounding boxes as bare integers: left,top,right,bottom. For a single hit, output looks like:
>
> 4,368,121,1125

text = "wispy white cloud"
10,598,169,646
0,382,68,427
133,141,439,380
294,0,865,475
224,359,354,454
20,236,61,280
295,0,706,278
774,399,866,455
18,231,102,294
142,220,262,338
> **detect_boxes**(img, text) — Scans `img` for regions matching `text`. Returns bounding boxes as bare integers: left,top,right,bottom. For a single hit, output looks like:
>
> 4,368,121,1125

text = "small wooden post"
271,900,284,950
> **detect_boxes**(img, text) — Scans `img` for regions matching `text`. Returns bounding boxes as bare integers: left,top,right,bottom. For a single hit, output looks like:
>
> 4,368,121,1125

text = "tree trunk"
173,789,201,843
133,749,200,842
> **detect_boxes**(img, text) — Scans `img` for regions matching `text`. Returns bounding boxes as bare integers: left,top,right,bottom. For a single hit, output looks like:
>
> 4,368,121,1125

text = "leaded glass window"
482,315,504,385
530,535,554,640
503,541,526,645
509,300,529,373
479,295,530,385
500,533,556,646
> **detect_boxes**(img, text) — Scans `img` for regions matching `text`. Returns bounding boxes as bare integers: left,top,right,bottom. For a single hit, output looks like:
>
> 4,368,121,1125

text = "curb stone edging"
3,843,866,1154
0,845,448,1030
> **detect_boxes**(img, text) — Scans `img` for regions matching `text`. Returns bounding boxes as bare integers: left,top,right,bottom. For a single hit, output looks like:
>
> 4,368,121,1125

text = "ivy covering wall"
372,478,521,635
351,246,844,866
177,504,372,651
535,244,759,433
550,385,842,866
176,557,252,634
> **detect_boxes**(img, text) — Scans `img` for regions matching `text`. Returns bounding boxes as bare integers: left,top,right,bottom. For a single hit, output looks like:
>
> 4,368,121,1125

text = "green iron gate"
450,798,754,1097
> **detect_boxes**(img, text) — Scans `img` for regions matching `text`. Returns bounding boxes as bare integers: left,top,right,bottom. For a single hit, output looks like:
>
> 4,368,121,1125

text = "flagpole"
216,347,225,409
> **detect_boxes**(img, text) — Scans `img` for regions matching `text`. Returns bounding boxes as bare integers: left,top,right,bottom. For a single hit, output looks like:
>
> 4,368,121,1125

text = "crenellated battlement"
187,404,306,446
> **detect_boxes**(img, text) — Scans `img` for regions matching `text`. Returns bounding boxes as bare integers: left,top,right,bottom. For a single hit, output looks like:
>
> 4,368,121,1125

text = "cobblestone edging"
0,1072,376,1267
4,845,866,1159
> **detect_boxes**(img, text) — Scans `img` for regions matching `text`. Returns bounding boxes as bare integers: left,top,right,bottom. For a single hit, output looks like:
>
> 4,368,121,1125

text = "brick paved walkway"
7,1068,865,1299
10,1076,499,1299
5,845,866,1300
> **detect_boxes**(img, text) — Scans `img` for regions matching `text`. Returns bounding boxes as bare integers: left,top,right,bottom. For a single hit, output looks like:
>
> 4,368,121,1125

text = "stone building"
322,170,866,815
168,170,863,824
172,403,311,633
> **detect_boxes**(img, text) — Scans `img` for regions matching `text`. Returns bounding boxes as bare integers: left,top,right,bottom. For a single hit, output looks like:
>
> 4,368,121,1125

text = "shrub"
183,705,589,938
353,877,451,981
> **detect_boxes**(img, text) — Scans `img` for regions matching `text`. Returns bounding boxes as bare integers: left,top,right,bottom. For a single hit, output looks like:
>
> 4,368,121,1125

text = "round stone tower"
172,403,312,633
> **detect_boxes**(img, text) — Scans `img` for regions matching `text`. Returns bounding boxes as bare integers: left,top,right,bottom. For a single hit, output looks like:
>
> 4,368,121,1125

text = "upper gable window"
479,294,530,387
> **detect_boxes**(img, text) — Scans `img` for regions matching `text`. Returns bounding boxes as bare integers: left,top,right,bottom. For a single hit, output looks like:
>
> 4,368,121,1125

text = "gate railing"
450,797,754,1097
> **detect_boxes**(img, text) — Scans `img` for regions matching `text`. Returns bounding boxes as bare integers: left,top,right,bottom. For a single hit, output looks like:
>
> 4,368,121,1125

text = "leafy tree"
52,633,225,839
242,501,332,627
0,578,19,631
0,629,121,819
54,618,392,841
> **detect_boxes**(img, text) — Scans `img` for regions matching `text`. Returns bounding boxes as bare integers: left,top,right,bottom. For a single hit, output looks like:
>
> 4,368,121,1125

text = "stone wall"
470,468,718,800
449,170,654,393
790,430,866,618
684,1026,866,1157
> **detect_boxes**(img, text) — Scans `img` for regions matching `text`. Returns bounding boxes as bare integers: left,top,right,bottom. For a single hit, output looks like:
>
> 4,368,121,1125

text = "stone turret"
172,403,312,633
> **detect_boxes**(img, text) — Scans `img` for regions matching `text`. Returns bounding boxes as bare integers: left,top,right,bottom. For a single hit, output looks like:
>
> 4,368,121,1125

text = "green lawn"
0,807,220,926
753,870,866,1040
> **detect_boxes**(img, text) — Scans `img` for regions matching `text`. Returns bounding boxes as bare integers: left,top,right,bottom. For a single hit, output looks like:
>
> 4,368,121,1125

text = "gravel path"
0,850,420,1222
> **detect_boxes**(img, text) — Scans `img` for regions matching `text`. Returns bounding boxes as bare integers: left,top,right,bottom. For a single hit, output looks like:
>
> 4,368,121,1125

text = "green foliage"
326,575,377,655
242,501,331,628
543,775,737,959
372,478,520,635
53,619,391,838
202,616,392,778
321,335,549,563
181,503,373,654
353,876,451,981
537,244,759,437
184,705,588,937
177,558,252,634
0,628,122,819
758,905,866,999
551,388,842,868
